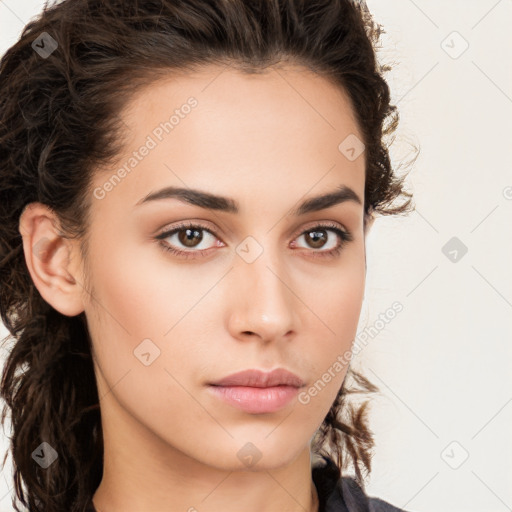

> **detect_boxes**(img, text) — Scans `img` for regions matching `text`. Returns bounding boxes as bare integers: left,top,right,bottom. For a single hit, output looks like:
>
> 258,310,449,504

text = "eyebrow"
135,184,362,216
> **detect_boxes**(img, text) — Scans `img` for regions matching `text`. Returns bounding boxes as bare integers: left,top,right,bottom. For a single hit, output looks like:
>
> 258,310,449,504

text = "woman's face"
81,64,368,471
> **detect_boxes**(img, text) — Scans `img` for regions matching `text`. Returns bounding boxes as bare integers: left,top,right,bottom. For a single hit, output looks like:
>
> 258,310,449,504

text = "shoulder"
329,475,413,512
312,454,412,512
368,496,411,512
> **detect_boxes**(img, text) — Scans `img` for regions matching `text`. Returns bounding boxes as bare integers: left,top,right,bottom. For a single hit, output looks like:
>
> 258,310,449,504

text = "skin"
19,63,373,512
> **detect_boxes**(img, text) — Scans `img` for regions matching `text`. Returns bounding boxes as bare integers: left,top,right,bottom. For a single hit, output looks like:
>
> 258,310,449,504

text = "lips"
207,368,305,414
209,368,305,388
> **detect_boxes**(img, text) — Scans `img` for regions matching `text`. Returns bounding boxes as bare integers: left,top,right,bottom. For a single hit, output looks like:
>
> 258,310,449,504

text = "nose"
227,249,300,344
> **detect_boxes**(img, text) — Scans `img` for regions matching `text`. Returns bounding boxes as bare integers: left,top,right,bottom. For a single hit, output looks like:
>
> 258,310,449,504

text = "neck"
92,401,320,512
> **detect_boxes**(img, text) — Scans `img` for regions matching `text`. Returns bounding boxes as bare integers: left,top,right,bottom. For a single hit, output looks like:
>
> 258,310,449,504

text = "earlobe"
18,202,85,317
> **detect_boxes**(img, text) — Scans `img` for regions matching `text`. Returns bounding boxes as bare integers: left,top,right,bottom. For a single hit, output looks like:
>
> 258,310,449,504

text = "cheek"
84,239,213,441
302,247,366,395
84,234,222,393
86,234,205,338
87,234,366,380
310,245,366,338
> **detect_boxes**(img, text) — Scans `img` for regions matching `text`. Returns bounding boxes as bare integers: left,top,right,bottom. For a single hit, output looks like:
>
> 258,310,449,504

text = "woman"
0,0,414,511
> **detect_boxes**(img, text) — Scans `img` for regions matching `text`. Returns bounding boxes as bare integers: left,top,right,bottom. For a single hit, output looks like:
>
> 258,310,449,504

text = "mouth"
207,368,305,414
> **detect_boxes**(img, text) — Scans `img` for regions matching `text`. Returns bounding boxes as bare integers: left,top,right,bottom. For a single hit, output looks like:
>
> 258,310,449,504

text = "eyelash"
155,221,354,260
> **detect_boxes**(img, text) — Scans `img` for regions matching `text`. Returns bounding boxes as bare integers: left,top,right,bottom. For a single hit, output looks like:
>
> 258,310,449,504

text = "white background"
1,1,511,511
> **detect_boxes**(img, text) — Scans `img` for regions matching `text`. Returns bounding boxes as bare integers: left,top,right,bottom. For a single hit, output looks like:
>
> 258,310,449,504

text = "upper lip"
210,368,305,388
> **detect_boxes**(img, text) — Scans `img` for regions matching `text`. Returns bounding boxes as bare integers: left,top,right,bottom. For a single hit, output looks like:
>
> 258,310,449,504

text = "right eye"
155,222,224,259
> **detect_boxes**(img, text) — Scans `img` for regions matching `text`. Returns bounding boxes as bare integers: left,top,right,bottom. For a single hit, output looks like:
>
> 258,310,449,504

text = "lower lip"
207,385,299,414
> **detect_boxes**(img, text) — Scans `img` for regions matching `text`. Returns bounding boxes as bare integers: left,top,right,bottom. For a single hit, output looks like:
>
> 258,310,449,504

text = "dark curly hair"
0,0,414,511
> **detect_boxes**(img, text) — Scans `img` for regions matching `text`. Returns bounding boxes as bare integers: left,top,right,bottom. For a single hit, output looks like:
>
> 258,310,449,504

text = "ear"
363,212,375,235
18,202,85,317
363,213,375,272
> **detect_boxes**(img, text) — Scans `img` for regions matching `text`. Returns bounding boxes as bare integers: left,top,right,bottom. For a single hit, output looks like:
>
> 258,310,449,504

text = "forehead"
122,63,362,141
91,64,365,216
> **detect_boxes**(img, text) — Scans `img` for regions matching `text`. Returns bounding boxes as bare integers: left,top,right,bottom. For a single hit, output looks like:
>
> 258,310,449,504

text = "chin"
198,439,303,472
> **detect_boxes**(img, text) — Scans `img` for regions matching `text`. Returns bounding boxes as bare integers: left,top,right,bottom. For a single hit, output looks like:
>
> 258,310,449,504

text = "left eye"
155,222,353,259
294,227,341,251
